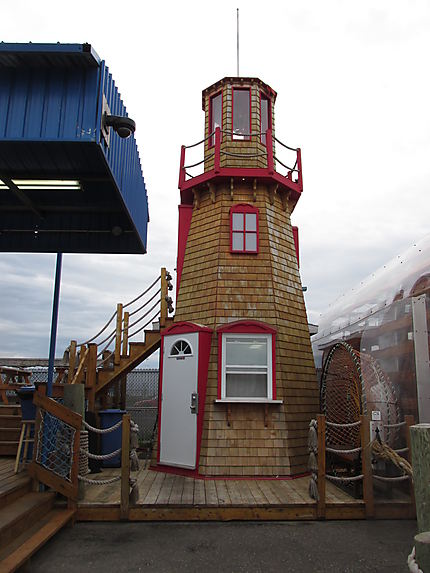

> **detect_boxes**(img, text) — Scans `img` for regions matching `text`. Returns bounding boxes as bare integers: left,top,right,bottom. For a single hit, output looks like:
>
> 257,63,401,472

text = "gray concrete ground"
30,520,416,572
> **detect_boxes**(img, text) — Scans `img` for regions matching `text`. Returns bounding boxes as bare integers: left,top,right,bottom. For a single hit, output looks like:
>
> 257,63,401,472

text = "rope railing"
220,150,267,158
184,153,214,170
127,311,161,340
326,446,362,455
273,155,298,173
78,310,117,346
128,288,161,318
184,130,215,149
273,135,298,152
83,419,123,434
127,300,160,331
123,275,161,309
326,420,362,429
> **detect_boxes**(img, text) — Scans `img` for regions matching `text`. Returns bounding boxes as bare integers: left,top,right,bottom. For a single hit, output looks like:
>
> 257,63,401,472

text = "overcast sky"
0,1,429,365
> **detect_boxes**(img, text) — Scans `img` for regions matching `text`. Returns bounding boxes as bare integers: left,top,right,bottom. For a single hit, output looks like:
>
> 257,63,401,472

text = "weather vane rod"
237,8,240,76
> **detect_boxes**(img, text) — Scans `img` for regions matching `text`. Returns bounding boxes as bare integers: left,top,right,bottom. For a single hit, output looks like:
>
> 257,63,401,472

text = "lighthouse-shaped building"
156,77,318,477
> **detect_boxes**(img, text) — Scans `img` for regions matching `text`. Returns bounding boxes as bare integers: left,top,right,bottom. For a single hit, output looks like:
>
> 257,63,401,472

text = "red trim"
292,225,299,268
150,465,310,480
157,322,213,474
217,320,277,335
208,91,223,148
162,321,213,336
176,205,193,299
179,168,302,205
260,91,272,145
217,320,277,400
232,87,251,141
230,204,259,254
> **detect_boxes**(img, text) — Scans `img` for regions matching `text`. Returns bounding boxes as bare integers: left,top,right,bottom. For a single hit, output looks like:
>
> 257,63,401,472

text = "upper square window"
230,204,259,254
209,92,222,147
232,88,251,140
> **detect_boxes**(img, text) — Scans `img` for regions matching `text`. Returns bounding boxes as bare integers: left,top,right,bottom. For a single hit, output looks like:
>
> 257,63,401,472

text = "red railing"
178,126,302,191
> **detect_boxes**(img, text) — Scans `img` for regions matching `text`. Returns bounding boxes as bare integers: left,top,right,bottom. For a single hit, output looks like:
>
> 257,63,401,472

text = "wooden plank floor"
77,466,397,521
79,467,358,507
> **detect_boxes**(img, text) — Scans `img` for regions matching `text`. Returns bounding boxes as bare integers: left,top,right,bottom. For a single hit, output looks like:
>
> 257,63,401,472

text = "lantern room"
178,77,303,212
203,77,276,170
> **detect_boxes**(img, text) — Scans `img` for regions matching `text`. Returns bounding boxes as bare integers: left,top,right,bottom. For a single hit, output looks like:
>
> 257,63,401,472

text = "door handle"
190,392,198,414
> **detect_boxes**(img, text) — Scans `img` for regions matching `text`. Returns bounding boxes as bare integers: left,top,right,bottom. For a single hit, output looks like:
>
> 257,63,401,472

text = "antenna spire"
236,8,240,76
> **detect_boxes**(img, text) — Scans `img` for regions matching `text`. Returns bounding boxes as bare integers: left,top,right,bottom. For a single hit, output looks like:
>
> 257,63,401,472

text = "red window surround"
209,91,222,148
260,91,272,145
232,87,251,141
230,203,259,254
217,320,277,401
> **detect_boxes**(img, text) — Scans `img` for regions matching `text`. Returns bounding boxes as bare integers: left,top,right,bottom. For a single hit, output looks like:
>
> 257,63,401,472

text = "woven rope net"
321,342,401,450
35,409,77,483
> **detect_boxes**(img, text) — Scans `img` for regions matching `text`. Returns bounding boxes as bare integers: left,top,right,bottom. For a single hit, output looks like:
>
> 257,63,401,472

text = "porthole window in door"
170,339,193,357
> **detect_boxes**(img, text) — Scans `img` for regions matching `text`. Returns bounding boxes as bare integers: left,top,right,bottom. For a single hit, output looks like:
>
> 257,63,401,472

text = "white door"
159,333,199,469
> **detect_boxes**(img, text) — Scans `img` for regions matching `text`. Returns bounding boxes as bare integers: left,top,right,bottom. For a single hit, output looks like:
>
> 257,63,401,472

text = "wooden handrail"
67,340,77,383
70,347,89,385
114,303,123,366
160,268,168,328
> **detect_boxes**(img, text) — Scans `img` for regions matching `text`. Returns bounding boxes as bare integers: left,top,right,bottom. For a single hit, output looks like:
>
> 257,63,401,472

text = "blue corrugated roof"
0,43,149,255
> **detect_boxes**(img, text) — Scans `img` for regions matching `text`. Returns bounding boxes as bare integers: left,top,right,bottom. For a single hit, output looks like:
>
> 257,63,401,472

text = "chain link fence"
25,367,159,445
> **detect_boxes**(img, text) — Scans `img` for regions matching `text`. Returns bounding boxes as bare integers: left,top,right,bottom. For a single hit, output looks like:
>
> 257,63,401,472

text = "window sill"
214,399,283,404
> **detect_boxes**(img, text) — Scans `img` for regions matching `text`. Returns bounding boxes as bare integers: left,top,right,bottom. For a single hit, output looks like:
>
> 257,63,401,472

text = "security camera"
104,113,136,139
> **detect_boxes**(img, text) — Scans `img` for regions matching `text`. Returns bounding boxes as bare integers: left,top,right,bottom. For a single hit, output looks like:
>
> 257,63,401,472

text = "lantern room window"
260,93,271,145
209,92,222,147
230,204,259,254
232,88,251,140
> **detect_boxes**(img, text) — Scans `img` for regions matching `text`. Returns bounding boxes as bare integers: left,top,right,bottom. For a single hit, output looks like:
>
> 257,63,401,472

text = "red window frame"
260,91,272,145
217,320,277,401
230,203,259,254
232,87,251,141
209,91,223,148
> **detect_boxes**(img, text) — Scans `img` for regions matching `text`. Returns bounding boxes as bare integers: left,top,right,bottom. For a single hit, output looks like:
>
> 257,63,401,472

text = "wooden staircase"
96,318,173,396
0,459,75,572
0,405,21,457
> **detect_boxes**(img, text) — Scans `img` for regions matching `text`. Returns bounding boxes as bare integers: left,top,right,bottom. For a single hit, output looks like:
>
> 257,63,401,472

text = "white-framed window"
220,333,273,400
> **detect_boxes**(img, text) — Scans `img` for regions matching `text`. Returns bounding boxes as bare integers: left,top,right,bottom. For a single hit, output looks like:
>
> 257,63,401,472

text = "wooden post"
86,344,98,413
120,377,127,411
160,268,167,328
404,415,416,508
360,414,374,518
122,311,129,356
410,423,430,571
67,340,77,383
178,145,186,189
114,303,123,366
297,148,303,190
214,127,221,173
266,128,274,174
120,414,131,520
317,414,326,519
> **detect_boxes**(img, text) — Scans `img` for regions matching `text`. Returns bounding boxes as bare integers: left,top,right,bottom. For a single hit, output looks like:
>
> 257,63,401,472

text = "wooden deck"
77,466,415,522
0,458,414,522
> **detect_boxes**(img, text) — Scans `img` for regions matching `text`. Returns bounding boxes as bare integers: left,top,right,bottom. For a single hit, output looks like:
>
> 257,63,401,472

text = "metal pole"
237,8,239,77
47,253,63,397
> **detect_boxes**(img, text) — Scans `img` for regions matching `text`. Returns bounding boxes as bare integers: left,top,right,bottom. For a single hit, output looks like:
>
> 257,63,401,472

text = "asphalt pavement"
30,520,417,572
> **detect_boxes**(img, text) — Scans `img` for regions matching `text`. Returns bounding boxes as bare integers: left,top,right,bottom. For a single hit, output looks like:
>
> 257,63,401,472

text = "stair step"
0,417,22,429
0,508,75,572
0,443,18,456
0,406,21,417
0,491,55,551
0,477,32,511
0,429,20,442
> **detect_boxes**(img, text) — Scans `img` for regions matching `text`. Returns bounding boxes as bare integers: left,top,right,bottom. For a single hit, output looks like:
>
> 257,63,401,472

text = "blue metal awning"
0,43,148,254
